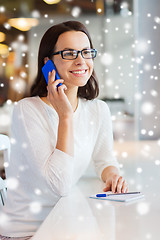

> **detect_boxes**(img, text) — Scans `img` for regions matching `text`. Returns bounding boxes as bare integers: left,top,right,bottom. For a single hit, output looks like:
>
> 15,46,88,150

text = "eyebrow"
62,47,90,51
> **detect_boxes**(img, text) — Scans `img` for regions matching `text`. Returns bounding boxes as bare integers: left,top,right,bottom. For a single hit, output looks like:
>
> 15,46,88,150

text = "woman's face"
52,31,94,89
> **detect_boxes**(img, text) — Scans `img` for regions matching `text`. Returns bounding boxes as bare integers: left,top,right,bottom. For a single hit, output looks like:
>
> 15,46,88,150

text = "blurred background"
1,3,160,231
0,0,160,141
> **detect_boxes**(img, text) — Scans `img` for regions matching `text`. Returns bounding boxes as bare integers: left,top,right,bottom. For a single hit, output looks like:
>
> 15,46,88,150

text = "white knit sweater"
0,96,119,237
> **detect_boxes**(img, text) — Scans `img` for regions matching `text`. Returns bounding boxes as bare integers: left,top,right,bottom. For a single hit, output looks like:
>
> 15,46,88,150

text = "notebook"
89,191,144,202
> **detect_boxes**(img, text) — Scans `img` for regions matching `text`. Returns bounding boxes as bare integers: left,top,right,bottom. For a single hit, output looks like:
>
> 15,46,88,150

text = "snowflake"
135,40,149,53
154,16,160,24
71,6,81,18
141,129,147,135
29,201,42,214
121,152,128,158
150,90,158,97
141,102,155,115
7,177,19,190
34,188,42,195
95,203,103,210
155,160,160,166
100,53,113,66
136,202,150,215
136,167,143,173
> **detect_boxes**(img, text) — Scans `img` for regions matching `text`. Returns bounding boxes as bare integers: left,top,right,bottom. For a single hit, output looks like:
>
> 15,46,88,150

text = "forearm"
56,116,74,157
101,166,119,183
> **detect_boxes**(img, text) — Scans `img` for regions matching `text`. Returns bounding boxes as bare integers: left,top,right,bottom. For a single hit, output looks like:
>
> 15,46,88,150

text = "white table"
32,141,160,240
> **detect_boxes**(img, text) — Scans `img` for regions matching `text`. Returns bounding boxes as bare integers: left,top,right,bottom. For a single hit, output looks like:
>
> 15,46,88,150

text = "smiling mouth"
70,69,87,75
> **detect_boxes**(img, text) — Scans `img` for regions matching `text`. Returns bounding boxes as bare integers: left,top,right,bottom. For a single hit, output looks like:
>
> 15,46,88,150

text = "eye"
83,49,93,57
63,51,72,57
63,50,77,57
83,50,91,55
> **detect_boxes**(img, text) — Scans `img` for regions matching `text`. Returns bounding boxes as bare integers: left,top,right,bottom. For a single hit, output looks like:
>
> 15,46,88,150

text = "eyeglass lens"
62,49,96,59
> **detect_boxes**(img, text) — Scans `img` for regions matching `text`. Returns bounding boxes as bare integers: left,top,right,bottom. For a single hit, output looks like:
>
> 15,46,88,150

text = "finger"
126,184,129,193
47,81,59,100
48,78,64,88
48,80,64,97
103,183,111,192
121,181,128,193
57,84,67,93
121,180,126,193
111,175,119,193
116,176,124,193
48,70,56,85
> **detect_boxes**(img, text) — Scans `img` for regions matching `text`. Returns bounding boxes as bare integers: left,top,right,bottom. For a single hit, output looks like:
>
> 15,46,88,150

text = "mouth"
70,69,88,76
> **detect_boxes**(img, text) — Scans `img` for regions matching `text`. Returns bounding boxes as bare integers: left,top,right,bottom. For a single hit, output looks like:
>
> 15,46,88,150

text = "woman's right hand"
47,69,73,119
47,69,74,157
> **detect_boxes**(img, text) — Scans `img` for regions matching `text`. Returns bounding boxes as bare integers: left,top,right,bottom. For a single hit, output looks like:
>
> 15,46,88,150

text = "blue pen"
96,192,141,197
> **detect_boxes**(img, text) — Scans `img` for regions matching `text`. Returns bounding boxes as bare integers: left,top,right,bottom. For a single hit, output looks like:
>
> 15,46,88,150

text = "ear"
44,57,49,64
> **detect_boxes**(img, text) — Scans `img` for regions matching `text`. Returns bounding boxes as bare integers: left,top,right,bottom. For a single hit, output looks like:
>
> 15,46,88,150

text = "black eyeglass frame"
51,49,97,60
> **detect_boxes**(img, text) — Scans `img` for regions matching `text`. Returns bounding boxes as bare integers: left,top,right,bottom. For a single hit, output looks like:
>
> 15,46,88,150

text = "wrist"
58,113,74,122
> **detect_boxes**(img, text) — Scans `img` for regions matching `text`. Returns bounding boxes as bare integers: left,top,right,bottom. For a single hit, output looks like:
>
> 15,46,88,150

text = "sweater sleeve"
92,100,120,180
11,100,74,196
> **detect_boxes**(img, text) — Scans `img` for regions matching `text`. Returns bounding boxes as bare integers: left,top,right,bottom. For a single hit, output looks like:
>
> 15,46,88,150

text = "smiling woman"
0,21,128,239
31,21,99,100
50,31,95,92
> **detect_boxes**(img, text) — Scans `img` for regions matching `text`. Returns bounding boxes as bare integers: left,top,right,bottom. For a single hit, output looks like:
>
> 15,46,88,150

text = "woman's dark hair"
30,20,99,100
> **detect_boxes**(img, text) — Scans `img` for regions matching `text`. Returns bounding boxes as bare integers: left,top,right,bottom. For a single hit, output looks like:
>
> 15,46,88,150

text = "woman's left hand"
103,173,128,193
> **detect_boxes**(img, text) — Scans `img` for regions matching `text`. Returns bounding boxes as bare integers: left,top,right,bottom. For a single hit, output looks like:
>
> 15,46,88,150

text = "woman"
0,20,128,239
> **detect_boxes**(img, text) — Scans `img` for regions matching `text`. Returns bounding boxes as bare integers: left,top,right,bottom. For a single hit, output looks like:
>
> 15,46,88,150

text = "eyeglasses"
51,49,97,60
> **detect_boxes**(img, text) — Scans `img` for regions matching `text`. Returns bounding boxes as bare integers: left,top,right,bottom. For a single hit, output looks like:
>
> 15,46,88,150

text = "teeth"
72,70,85,74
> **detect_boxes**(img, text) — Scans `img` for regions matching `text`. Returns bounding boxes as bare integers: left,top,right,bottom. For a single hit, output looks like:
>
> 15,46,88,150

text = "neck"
65,87,78,112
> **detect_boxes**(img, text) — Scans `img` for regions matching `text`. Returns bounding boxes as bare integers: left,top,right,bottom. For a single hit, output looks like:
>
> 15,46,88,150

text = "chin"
65,76,90,88
77,80,89,87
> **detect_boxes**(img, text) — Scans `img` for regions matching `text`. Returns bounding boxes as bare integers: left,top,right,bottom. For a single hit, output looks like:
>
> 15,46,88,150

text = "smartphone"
42,59,62,88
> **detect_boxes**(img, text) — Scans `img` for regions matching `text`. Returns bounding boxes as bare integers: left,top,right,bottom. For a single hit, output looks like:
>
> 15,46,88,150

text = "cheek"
54,60,68,77
88,59,93,68
88,61,94,74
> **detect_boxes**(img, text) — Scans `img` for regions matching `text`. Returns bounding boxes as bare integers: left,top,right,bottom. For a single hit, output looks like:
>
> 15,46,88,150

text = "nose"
74,51,85,65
